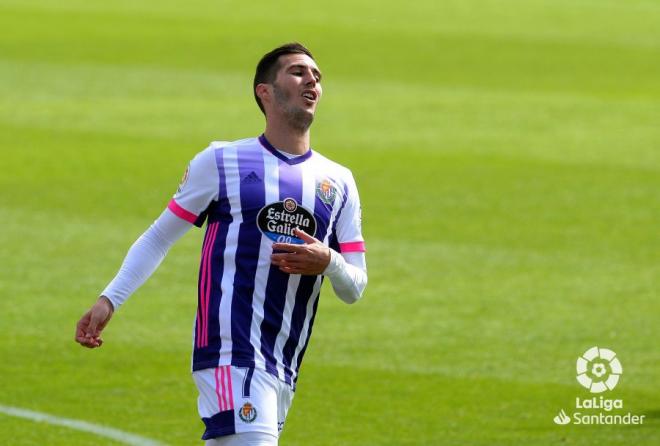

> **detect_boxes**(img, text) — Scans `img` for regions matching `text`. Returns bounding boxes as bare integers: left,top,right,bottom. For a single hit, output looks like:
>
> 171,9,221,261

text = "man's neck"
263,122,311,156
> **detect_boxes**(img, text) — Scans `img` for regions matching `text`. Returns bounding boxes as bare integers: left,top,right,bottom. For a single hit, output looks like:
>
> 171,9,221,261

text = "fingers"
271,253,301,272
271,252,312,269
75,328,103,348
75,312,96,346
87,314,99,338
87,298,113,337
272,242,304,253
78,336,103,348
75,311,91,340
274,265,315,275
293,228,318,243
75,324,103,348
271,253,304,262
75,301,112,349
272,228,319,252
271,253,326,275
274,260,308,275
271,229,328,275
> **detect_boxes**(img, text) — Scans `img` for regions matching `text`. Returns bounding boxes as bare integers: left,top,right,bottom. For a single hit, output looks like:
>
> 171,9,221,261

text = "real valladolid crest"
553,346,645,425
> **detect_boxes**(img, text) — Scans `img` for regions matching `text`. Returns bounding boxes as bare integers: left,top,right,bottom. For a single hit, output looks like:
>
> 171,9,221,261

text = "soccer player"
75,43,367,446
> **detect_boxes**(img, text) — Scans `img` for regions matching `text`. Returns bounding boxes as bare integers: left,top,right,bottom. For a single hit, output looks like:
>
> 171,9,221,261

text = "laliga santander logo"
553,347,643,426
576,346,622,393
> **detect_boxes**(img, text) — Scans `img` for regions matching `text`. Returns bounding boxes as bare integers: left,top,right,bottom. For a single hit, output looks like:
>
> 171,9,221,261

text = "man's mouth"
301,91,317,102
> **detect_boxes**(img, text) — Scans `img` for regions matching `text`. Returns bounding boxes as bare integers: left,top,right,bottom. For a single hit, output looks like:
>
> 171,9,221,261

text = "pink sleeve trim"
167,199,198,224
339,241,366,253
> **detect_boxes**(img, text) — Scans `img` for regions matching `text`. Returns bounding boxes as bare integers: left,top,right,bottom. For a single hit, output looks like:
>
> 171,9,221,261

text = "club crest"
238,402,258,423
316,178,337,205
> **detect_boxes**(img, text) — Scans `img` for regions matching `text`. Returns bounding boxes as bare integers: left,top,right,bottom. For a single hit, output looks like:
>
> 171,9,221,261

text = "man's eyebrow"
288,64,323,79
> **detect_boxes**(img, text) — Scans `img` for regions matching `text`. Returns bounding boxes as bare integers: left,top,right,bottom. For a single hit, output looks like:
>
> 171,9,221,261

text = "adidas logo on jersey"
242,171,262,184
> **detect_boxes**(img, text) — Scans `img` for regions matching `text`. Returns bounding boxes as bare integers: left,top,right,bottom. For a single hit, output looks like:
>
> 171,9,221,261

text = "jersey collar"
258,134,313,165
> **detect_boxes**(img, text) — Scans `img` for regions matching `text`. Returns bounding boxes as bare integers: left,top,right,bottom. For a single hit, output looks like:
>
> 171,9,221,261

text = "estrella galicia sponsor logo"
316,178,337,205
552,347,645,426
238,402,257,423
257,198,317,244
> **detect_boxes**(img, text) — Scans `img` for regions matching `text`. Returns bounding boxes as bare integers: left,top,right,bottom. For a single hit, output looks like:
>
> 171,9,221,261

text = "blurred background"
0,1,658,444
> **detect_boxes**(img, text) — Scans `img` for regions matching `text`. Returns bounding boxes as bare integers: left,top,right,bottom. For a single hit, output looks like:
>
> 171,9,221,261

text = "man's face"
269,53,323,131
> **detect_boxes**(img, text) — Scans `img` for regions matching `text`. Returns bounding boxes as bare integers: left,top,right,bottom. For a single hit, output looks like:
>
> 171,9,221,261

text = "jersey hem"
193,359,296,390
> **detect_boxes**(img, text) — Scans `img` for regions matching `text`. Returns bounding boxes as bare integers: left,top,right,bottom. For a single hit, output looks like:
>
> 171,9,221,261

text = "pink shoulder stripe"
167,199,198,224
339,241,366,253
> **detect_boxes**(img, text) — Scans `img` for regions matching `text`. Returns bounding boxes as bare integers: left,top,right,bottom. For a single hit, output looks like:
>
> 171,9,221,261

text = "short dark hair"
253,42,315,115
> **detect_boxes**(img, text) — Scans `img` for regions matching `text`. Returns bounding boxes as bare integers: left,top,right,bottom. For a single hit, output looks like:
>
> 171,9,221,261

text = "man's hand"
75,296,114,348
271,228,331,275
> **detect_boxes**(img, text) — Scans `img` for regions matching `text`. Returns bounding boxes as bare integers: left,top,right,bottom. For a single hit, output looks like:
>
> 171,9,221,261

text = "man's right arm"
75,145,222,348
74,210,192,348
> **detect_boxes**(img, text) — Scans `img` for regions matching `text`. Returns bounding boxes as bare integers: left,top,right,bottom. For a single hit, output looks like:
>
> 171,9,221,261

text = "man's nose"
303,71,317,86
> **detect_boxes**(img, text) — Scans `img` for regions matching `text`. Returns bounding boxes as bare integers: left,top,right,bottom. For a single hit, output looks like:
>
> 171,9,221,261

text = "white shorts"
193,366,294,441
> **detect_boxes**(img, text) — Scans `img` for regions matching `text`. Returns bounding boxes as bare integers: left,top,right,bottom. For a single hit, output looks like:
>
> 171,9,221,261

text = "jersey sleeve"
101,209,192,309
323,250,367,304
334,171,366,253
167,146,219,227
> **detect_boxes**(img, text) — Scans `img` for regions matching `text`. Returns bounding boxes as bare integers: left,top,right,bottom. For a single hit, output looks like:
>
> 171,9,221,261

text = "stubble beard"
273,83,314,133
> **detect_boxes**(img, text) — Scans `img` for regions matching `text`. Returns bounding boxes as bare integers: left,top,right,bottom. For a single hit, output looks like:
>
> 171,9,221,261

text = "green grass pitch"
0,0,658,444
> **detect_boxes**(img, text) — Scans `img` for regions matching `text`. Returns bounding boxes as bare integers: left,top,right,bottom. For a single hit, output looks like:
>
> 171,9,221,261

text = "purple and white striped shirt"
168,135,365,386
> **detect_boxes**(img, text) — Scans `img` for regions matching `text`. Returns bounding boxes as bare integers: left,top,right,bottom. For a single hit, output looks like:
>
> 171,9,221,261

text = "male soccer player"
75,43,367,446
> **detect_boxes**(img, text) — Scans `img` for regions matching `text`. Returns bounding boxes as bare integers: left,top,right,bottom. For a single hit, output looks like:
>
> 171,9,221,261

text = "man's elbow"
336,281,367,305
341,292,360,305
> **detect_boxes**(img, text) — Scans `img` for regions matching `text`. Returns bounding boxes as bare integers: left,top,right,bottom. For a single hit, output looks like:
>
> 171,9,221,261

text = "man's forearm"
101,209,191,309
323,250,367,304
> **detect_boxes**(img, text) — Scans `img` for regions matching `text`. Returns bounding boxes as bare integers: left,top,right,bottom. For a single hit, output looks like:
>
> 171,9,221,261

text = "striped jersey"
167,135,365,386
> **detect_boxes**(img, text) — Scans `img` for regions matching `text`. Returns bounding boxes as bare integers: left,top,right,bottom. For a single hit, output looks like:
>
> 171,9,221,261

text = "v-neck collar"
258,134,313,165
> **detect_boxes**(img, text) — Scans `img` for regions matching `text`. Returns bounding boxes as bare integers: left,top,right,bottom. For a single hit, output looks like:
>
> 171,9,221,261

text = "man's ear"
255,83,271,106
